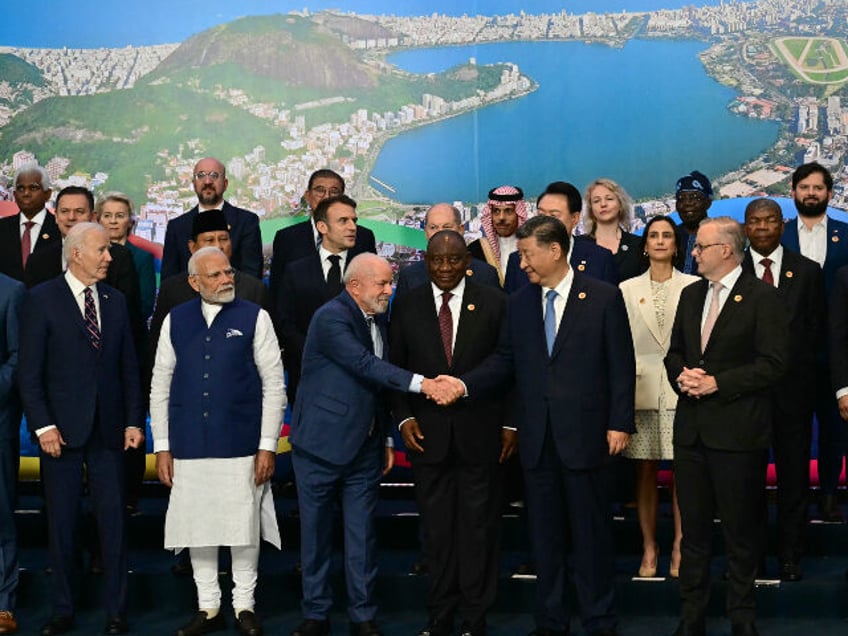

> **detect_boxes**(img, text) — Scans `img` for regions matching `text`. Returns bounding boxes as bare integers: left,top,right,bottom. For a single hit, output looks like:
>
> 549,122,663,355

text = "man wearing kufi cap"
468,185,528,284
148,209,272,390
673,171,713,275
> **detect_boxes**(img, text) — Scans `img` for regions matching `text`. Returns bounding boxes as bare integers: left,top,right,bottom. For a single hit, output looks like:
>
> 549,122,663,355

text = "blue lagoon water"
370,39,780,204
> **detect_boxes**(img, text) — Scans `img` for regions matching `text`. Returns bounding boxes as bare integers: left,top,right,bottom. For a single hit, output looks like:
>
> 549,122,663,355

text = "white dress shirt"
797,216,827,267
749,245,783,288
700,265,743,331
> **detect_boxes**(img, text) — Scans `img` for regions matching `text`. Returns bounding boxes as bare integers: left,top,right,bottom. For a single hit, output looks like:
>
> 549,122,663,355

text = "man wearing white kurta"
150,246,285,636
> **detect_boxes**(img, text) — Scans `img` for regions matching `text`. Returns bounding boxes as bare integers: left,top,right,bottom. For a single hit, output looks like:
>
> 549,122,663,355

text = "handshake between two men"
421,375,466,406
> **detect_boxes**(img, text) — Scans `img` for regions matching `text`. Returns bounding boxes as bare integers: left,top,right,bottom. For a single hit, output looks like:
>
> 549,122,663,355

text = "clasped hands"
421,375,465,406
676,366,718,399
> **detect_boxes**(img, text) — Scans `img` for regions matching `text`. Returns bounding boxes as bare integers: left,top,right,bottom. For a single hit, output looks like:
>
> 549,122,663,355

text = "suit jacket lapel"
687,278,710,353
452,284,481,368
703,275,750,355
550,276,587,359
634,274,664,347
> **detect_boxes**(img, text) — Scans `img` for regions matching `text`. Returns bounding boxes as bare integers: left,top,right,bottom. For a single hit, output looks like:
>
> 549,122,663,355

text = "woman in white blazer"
620,215,698,578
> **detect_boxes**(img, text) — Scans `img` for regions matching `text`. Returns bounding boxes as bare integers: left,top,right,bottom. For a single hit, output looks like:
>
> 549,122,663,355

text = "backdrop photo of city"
0,0,846,265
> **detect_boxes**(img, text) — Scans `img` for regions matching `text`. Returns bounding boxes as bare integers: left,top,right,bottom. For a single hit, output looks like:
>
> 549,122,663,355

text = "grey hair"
343,253,388,285
14,162,51,190
188,246,227,276
63,222,107,262
700,216,745,263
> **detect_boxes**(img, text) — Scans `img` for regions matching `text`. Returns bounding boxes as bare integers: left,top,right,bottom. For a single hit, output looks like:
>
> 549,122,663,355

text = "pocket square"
225,328,244,338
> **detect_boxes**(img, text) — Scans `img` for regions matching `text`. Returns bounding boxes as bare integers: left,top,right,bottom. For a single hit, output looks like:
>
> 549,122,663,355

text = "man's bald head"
424,203,463,240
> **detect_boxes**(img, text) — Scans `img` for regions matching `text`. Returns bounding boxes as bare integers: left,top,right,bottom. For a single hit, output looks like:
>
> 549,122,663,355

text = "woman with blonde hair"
583,178,645,281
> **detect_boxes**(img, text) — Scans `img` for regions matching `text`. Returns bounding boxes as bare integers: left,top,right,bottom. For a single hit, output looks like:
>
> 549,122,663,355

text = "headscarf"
479,185,528,262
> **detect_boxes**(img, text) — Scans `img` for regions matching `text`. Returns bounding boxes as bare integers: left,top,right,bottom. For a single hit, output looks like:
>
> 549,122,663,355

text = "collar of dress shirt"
430,277,465,306
20,209,47,229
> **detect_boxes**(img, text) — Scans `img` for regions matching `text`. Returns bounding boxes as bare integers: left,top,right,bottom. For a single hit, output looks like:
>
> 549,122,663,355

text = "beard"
201,285,235,305
197,188,222,207
794,196,829,218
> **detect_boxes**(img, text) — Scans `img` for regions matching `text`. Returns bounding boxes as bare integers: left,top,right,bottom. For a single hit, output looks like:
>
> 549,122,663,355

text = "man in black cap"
673,171,713,275
148,209,272,386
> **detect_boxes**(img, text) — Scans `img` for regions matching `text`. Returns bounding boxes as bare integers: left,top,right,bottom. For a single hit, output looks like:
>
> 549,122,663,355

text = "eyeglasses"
692,242,725,255
15,184,44,193
311,186,341,197
194,171,222,181
193,267,235,281
676,192,706,203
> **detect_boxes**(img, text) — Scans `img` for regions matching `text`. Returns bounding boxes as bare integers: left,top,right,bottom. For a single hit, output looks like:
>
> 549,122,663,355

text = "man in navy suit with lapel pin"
289,253,451,636
160,157,263,281
448,215,635,636
0,273,24,635
390,231,512,636
666,217,788,636
269,169,377,292
276,194,362,405
503,182,618,293
742,198,825,582
0,163,61,282
18,223,145,636
780,161,848,523
394,203,501,301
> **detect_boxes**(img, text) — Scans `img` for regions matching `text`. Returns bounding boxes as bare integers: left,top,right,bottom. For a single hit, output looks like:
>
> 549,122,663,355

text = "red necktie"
760,258,775,286
438,292,453,366
21,221,34,268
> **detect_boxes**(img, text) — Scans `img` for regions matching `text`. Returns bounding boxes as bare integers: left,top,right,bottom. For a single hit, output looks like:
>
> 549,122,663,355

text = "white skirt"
164,455,281,551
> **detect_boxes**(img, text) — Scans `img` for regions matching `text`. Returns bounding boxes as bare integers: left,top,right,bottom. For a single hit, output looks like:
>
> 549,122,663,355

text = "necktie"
701,281,723,353
760,257,775,286
21,221,34,268
438,292,453,366
83,287,101,350
684,234,697,275
544,289,558,355
326,254,343,296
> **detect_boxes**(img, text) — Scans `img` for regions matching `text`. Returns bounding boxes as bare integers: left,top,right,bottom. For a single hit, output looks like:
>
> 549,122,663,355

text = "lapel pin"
102,293,109,300
466,269,474,277
228,224,232,231
467,304,475,311
621,244,629,251
42,233,50,240
578,292,587,300
577,263,586,271
785,271,793,278
833,235,840,243
639,297,645,304
734,294,743,302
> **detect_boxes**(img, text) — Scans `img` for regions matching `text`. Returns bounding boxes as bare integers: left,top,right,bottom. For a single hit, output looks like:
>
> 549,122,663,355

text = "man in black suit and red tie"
268,169,376,290
389,231,513,636
742,198,825,582
666,216,789,636
0,163,61,282
160,157,263,281
18,222,145,636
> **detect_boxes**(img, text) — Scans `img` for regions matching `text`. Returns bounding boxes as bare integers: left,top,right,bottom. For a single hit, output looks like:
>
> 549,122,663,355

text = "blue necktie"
544,289,558,355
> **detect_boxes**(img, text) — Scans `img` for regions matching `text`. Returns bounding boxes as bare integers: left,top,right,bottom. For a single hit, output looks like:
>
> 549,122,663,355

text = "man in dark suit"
672,171,713,275
269,169,376,291
18,223,145,636
742,198,825,581
781,161,848,522
276,194,361,405
23,186,145,356
391,231,513,636
504,181,618,293
160,157,263,281
0,163,61,282
452,215,635,636
666,217,789,636
289,253,447,636
0,273,24,634
394,203,501,301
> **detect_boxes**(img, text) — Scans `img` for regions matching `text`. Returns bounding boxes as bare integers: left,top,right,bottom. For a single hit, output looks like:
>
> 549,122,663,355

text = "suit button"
204,354,211,360
203,392,209,397
205,336,212,342
203,412,208,418
699,359,705,365
202,373,209,379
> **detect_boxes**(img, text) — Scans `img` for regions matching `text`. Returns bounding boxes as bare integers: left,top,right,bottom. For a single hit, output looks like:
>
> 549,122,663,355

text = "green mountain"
0,13,517,204
0,53,45,86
